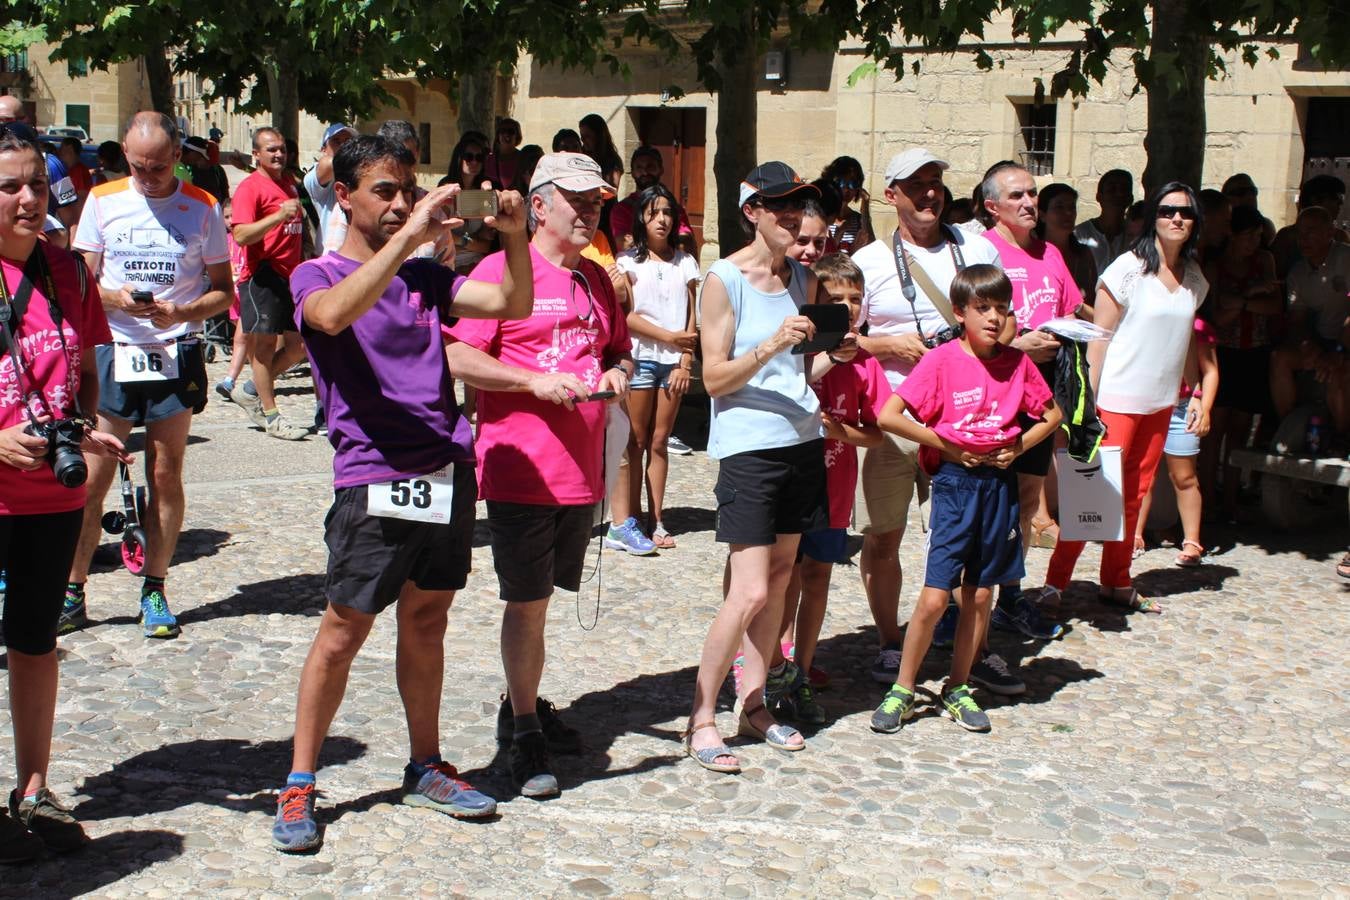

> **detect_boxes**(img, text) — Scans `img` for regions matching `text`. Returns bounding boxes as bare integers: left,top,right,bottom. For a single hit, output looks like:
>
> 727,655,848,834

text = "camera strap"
884,226,964,342
0,245,86,420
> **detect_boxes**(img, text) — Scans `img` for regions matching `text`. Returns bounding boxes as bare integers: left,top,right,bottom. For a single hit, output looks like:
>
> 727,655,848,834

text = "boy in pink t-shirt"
769,255,890,724
869,264,1061,736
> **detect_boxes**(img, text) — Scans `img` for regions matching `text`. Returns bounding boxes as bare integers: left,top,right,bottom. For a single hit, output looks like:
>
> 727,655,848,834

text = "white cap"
529,152,616,198
884,148,950,184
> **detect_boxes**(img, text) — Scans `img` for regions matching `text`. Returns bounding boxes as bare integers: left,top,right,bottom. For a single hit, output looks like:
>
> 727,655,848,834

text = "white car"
44,125,90,142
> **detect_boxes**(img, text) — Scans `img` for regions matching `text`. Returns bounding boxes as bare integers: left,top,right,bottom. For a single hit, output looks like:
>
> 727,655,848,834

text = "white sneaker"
265,415,309,441
666,435,694,455
230,382,268,428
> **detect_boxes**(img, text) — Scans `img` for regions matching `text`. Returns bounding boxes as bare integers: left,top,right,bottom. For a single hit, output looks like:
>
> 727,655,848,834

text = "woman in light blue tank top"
684,162,861,774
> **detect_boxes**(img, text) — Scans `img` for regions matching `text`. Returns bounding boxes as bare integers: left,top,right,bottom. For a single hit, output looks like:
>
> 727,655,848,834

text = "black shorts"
1012,419,1055,477
714,439,828,546
96,340,208,427
323,464,477,614
239,262,298,335
485,500,594,602
0,509,83,655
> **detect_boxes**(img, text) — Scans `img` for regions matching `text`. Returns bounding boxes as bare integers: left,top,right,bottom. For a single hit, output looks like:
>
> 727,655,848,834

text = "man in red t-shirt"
228,126,309,440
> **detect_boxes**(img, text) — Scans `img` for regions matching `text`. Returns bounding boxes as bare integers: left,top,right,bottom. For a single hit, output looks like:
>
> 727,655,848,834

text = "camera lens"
51,445,87,487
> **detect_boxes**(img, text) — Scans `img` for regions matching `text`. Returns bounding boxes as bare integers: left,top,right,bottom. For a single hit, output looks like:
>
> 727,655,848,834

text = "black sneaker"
8,788,87,853
0,807,42,864
969,652,1026,696
495,695,583,754
508,731,559,799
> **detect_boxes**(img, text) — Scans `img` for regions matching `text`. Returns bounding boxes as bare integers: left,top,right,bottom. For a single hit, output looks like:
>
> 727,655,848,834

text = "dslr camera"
923,323,963,350
24,418,87,488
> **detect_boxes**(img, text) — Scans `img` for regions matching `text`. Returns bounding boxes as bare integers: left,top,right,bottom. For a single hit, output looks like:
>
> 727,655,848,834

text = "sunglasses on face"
461,152,485,163
836,180,860,191
1156,205,1197,220
759,196,806,213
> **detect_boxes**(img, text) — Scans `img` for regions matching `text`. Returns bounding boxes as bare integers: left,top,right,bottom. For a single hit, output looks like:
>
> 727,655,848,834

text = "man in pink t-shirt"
445,152,632,799
977,162,1081,647
228,126,309,440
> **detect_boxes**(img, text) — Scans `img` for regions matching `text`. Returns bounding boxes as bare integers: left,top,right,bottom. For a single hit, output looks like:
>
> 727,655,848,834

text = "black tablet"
792,303,850,354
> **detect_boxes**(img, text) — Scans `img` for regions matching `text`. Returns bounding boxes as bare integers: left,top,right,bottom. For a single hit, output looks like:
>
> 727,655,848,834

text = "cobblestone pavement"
3,361,1348,898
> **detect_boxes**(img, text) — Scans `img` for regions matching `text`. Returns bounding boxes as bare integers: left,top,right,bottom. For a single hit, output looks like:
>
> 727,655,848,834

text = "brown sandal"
1175,540,1204,567
1030,517,1060,549
683,721,740,773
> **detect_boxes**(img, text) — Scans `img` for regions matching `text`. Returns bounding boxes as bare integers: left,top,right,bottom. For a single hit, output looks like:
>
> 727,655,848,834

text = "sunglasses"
835,180,860,191
1156,205,1197,220
461,152,485,163
759,196,807,213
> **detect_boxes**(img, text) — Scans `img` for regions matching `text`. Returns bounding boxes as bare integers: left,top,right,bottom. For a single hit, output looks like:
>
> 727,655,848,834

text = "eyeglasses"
759,196,807,213
1156,205,1197,221
461,152,485,163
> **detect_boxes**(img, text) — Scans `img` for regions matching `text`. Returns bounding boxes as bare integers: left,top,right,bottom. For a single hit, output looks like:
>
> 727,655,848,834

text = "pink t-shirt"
898,340,1053,474
1178,317,1217,401
448,246,632,506
0,243,112,515
985,231,1082,331
811,350,892,529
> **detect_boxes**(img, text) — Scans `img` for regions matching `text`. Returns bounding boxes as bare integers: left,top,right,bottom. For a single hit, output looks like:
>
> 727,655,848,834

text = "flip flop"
1132,535,1147,560
1030,517,1060,549
683,721,740,774
651,524,676,550
1337,553,1350,580
1100,587,1163,615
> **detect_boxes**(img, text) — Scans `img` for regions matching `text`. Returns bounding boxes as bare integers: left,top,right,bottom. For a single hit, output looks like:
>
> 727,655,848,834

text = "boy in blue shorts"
768,254,889,724
869,264,1062,734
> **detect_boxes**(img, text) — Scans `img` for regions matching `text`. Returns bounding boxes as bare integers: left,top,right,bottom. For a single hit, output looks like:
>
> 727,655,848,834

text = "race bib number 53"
114,341,179,383
367,468,454,523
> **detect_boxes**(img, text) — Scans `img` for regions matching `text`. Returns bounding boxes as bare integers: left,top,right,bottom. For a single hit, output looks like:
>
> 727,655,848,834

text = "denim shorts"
630,359,677,390
1164,398,1200,457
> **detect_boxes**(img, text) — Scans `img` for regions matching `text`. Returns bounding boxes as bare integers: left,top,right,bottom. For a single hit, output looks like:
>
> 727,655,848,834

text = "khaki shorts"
853,431,929,537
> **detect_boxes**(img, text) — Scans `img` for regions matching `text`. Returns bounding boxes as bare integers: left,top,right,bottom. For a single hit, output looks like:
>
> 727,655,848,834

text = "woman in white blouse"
1038,182,1209,614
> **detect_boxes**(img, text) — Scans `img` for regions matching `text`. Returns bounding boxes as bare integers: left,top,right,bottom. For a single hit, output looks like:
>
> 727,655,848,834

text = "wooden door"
635,107,707,246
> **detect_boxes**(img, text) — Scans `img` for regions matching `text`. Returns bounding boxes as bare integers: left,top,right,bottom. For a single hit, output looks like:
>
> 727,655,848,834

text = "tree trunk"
142,46,174,119
1142,0,1207,194
265,58,301,142
457,71,496,137
713,47,758,257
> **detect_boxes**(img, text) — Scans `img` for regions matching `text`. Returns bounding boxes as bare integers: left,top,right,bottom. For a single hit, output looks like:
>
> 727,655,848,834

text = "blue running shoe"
931,601,959,650
139,591,180,639
992,595,1066,641
402,762,496,818
603,517,657,556
273,783,321,852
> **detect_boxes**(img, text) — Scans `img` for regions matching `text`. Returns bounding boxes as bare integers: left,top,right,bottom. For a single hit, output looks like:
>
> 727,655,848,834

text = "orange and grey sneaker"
8,788,87,853
272,782,321,853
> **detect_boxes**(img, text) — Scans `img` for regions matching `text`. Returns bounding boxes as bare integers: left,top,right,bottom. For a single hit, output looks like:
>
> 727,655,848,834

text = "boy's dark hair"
812,252,863,288
949,263,1011,310
630,145,662,169
1300,174,1345,207
801,197,827,223
630,183,681,263
333,135,415,190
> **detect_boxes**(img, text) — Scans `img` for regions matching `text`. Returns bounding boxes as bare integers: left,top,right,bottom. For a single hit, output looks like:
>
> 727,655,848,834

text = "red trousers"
1046,407,1171,591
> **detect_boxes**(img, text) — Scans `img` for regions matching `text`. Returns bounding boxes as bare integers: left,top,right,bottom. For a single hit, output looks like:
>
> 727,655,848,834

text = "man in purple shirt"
270,134,532,853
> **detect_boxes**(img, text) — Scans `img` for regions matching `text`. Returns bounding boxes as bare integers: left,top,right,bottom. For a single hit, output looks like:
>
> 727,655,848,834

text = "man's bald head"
0,95,25,123
124,111,180,145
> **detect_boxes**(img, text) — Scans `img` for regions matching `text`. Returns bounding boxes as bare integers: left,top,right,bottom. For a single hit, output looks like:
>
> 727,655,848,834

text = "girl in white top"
1042,182,1209,613
608,185,699,550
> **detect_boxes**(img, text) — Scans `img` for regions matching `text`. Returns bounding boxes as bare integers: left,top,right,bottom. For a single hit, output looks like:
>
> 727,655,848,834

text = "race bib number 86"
114,341,179,383
367,468,454,523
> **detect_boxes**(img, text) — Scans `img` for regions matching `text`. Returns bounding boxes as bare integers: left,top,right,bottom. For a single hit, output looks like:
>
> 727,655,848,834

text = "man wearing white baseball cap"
445,151,632,799
304,123,359,252
851,147,1002,684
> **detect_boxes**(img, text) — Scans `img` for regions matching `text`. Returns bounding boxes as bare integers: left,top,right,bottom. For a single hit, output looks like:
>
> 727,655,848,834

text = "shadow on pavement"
89,528,233,575
9,829,185,898
171,573,328,626
72,736,367,821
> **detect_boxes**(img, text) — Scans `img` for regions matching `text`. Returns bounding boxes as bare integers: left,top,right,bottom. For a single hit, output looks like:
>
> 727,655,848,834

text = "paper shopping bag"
1056,447,1124,541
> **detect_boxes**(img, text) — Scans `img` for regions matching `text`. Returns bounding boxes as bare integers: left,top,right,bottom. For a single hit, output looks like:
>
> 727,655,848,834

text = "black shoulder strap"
0,250,44,354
